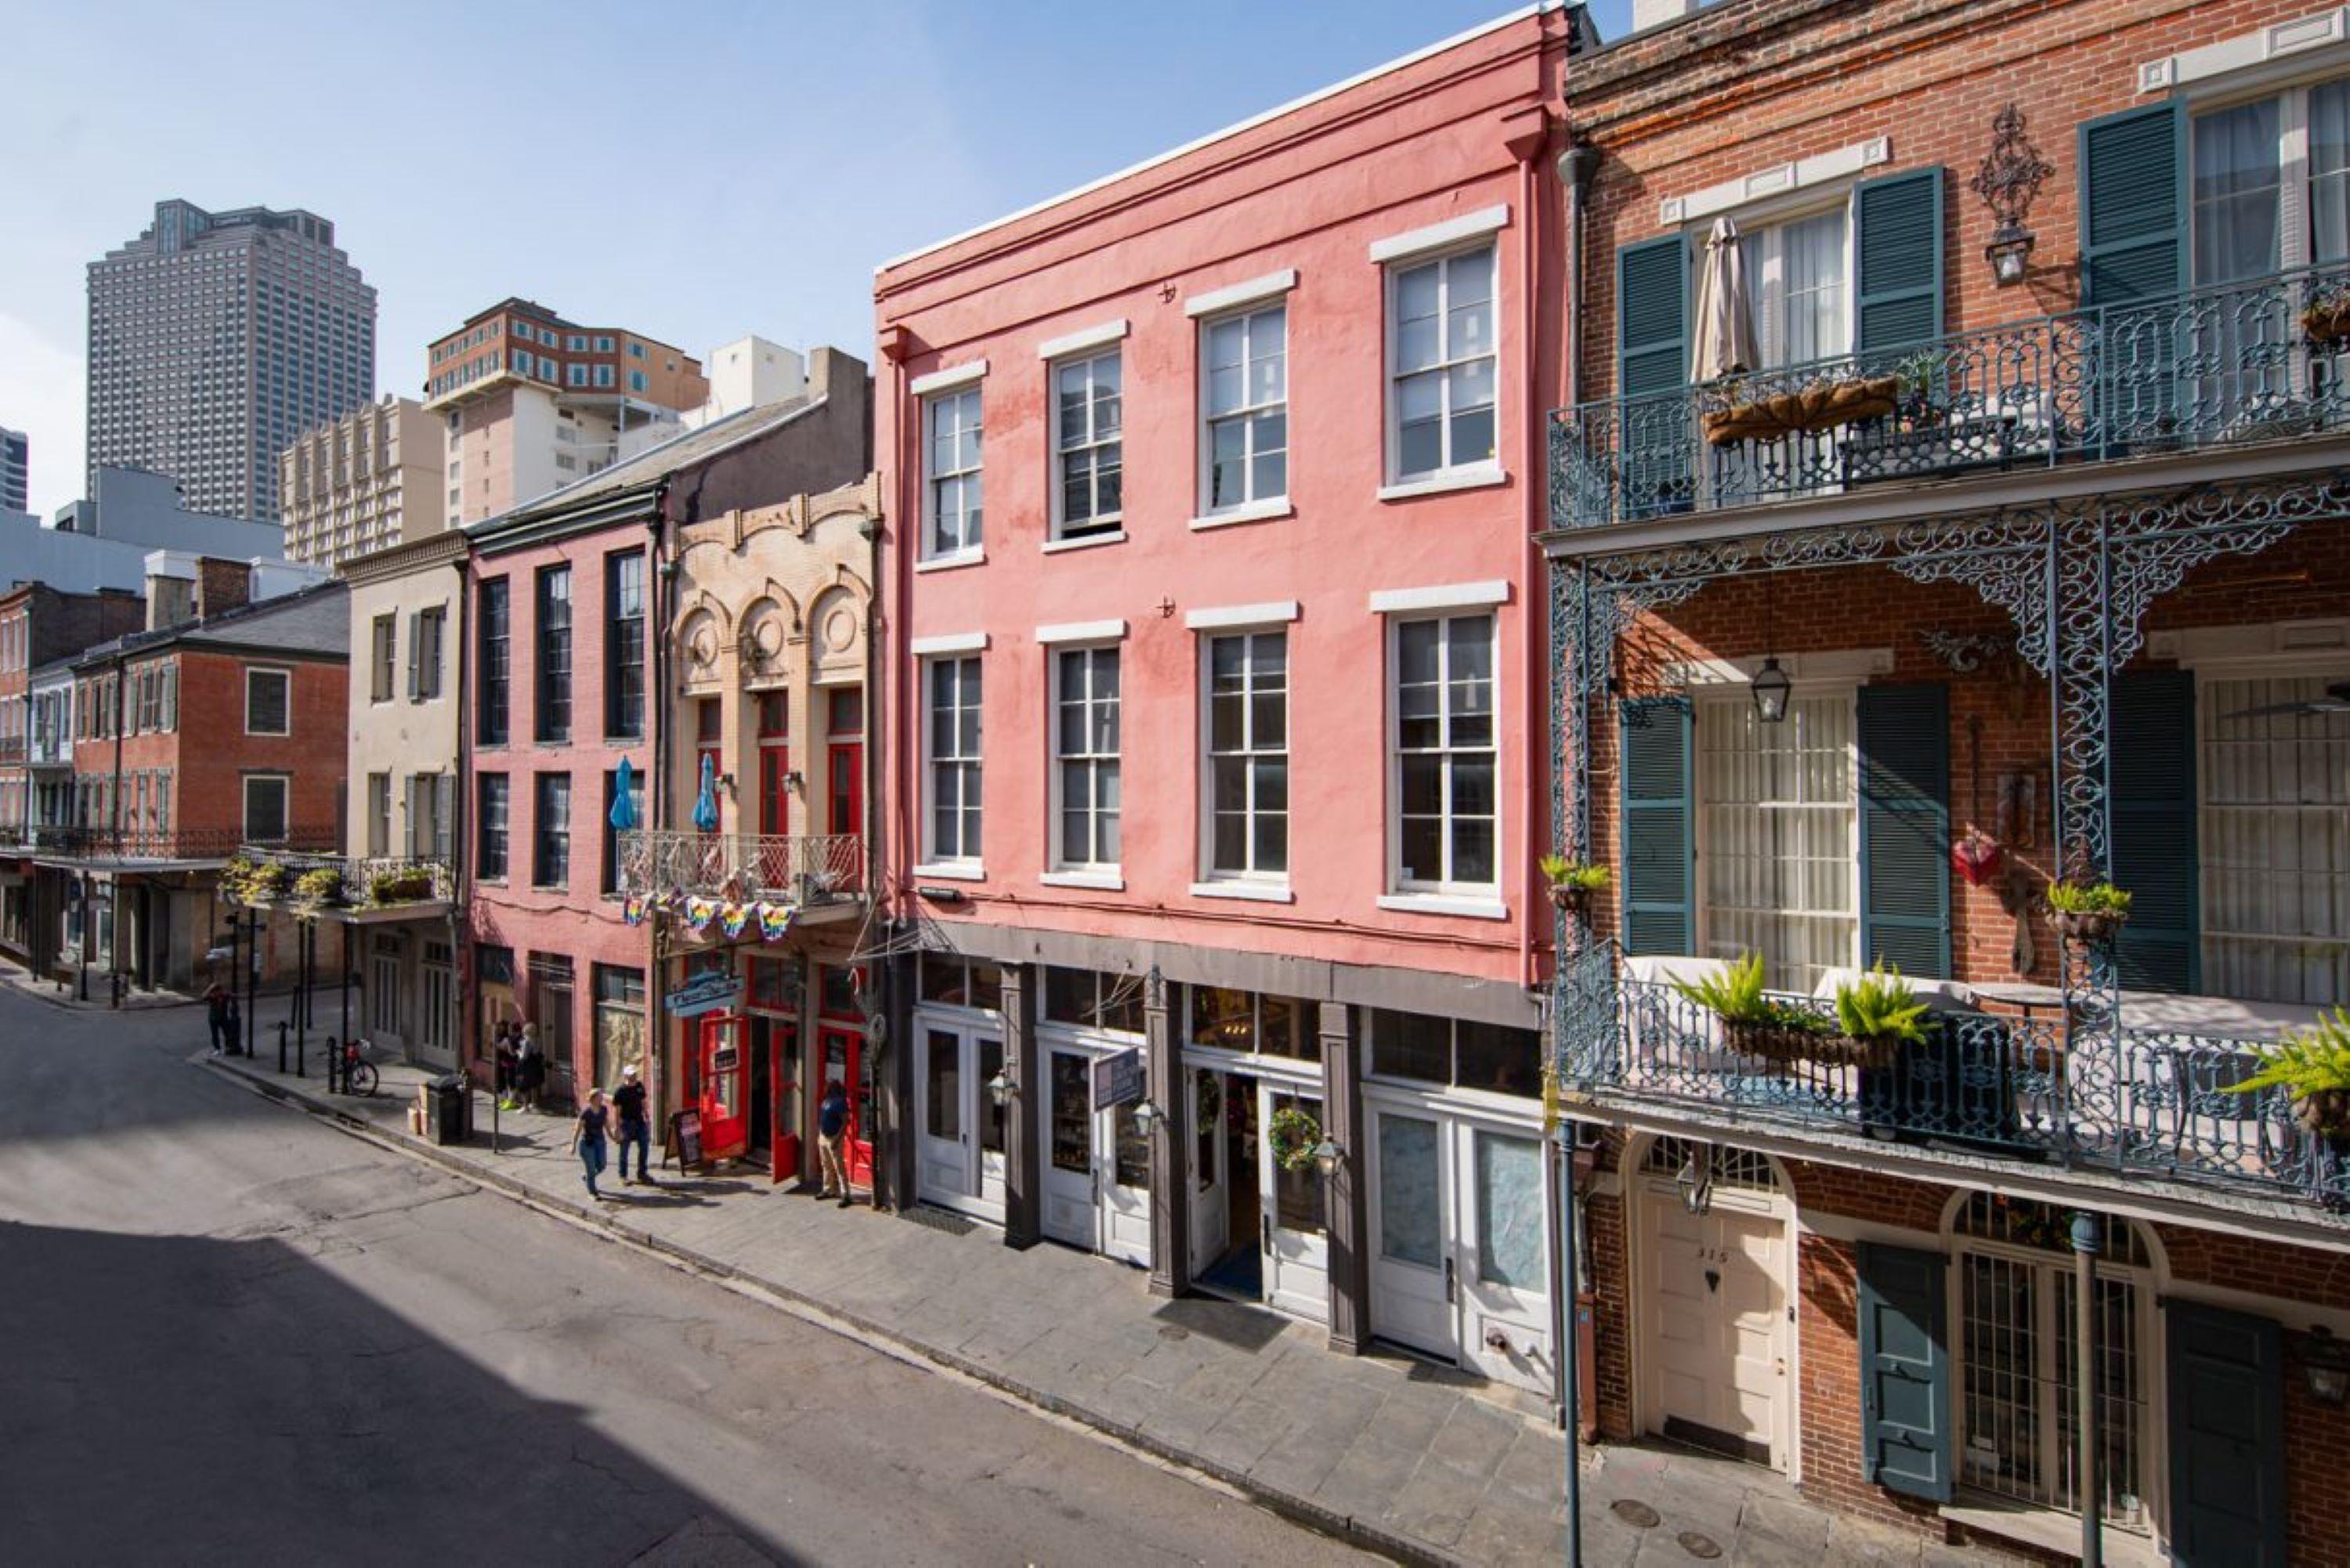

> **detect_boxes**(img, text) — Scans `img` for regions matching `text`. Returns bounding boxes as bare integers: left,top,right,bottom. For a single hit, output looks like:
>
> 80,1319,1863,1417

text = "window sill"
1376,467,1507,504
1189,880,1295,904
1041,869,1125,891
1042,529,1126,554
1376,892,1509,921
1188,500,1292,532
915,550,985,573
1938,1501,2159,1568
911,862,985,883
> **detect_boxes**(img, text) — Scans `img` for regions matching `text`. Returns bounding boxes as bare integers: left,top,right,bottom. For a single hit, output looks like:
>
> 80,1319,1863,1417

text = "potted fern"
2047,880,2131,945
1832,963,1930,1072
2223,1010,2350,1151
1538,854,1611,915
292,866,346,908
1671,952,1839,1067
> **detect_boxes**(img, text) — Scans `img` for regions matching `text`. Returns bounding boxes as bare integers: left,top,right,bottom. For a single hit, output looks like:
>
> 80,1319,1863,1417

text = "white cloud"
0,314,85,517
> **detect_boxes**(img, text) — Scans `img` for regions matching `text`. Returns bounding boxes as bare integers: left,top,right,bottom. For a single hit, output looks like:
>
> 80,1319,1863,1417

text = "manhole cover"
1676,1531,1723,1559
1609,1500,1661,1528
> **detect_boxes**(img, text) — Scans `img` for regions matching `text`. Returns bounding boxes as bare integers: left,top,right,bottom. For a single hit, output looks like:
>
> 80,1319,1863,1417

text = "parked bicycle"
339,1038,378,1097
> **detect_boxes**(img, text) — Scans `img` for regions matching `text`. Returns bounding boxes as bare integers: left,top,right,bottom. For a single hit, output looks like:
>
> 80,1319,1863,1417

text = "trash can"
429,1074,468,1146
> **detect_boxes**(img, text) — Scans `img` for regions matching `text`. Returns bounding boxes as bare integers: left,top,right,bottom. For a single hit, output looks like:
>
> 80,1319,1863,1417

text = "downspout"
450,554,471,1085
1513,119,1549,995
647,482,674,1120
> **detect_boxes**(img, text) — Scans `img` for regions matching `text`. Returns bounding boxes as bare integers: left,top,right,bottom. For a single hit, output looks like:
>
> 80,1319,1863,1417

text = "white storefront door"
916,1021,1008,1223
1370,1105,1456,1360
1641,1169,1791,1469
368,941,402,1046
1188,1068,1230,1278
1041,1042,1152,1264
1257,1083,1331,1324
418,945,456,1068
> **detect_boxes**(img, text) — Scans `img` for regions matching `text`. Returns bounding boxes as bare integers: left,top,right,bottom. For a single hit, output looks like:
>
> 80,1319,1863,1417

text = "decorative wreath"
1267,1106,1324,1174
1195,1073,1221,1128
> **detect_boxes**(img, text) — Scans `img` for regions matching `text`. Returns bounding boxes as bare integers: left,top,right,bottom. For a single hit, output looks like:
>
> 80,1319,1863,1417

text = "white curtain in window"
1698,691,1856,992
2312,81,2350,263
2193,97,2283,286
2199,676,2348,1006
1739,210,1849,370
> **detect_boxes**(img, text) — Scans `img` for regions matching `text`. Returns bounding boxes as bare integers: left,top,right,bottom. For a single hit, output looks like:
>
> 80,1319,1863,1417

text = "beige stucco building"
279,396,445,569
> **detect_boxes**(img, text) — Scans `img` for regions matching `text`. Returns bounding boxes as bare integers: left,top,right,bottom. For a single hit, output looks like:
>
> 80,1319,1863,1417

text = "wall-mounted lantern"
1972,103,2053,287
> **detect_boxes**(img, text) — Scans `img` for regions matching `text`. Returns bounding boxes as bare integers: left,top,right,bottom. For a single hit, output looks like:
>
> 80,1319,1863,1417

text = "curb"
201,1055,1452,1567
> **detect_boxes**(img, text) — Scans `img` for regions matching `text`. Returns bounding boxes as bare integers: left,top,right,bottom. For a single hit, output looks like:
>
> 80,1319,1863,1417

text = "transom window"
1204,630,1288,880
1368,1008,1539,1100
917,955,1002,1012
2197,671,2348,1005
1054,645,1121,870
1187,987,1315,1060
924,657,982,865
1697,689,1856,993
1201,305,1287,511
1043,966,1144,1035
1053,351,1122,539
1392,613,1496,892
1389,243,1497,479
924,386,983,558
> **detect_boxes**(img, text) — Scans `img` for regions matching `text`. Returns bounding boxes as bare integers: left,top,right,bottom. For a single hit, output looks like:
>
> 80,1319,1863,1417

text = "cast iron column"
1144,968,1188,1299
2072,1210,2104,1568
1000,961,1041,1249
1319,1000,1368,1354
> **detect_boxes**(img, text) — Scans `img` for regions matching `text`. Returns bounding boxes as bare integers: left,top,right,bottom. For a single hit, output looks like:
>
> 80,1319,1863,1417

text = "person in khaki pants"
815,1080,850,1207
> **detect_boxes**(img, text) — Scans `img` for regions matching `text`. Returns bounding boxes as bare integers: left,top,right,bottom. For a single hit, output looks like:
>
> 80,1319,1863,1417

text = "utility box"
427,1075,468,1146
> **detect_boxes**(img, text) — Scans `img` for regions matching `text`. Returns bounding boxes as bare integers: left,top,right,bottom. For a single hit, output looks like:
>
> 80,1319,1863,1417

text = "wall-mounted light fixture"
2305,1324,2350,1406
985,1069,1017,1109
1752,576,1791,725
1130,1098,1165,1134
1972,103,2052,287
1311,1138,1344,1179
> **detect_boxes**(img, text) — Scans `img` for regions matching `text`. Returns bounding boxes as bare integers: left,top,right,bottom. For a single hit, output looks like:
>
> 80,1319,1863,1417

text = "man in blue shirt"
816,1080,851,1207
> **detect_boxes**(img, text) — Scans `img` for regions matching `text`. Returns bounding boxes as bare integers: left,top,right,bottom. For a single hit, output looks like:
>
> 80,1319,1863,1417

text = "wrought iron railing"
1550,260,2350,529
32,825,342,861
1559,977,2348,1209
218,851,454,912
0,739,23,766
615,830,865,904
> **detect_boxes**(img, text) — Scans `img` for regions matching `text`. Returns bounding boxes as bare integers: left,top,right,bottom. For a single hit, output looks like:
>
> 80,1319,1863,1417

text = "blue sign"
667,973,743,1020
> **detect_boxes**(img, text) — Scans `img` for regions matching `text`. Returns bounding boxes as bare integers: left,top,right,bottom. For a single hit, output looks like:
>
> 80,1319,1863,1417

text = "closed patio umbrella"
693,753,720,834
1693,216,1759,383
608,756,639,831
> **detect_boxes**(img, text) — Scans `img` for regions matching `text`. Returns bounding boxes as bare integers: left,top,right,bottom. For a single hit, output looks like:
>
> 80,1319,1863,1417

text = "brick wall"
173,649,346,840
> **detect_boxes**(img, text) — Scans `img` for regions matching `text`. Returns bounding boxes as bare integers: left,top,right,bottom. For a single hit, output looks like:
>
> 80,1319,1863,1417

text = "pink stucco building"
874,5,1588,1396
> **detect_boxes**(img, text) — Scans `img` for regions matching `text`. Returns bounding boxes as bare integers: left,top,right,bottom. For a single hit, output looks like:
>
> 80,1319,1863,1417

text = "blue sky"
1,0,1630,516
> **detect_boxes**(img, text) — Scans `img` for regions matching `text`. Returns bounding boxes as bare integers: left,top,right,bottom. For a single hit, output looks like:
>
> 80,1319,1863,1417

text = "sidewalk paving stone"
189,1035,1985,1567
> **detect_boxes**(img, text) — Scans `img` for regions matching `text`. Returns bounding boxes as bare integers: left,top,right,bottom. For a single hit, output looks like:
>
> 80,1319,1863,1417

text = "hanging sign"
1092,1048,1144,1111
666,972,743,1019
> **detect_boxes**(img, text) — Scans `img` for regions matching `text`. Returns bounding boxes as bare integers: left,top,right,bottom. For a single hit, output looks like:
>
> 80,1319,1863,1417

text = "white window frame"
1197,626,1289,889
2186,72,2350,285
1383,240,1502,489
920,383,985,563
243,774,291,843
920,655,984,874
1050,642,1123,879
1195,302,1289,521
1049,349,1123,542
1384,610,1500,901
244,667,292,736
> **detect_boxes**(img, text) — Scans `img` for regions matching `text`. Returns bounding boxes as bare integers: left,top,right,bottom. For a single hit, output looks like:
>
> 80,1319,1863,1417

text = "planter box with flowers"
1538,854,1611,916
222,856,289,907
2302,291,2350,346
368,867,439,906
1701,374,1902,447
291,867,347,909
2046,880,2131,945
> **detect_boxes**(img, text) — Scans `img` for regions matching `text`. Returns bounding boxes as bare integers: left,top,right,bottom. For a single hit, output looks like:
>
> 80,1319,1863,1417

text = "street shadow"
1149,1295,1291,1354
0,1219,803,1567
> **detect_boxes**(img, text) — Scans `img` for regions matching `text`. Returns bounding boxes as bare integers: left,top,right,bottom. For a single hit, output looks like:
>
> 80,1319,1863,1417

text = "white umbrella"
1693,217,1759,383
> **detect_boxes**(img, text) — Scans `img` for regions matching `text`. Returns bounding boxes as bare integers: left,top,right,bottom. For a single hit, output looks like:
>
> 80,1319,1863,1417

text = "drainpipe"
450,555,472,1105
648,482,674,1121
1513,115,1549,997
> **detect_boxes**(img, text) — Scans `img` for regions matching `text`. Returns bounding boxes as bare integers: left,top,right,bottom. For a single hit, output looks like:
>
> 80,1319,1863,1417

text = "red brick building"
1549,2,2350,1562
45,579,348,992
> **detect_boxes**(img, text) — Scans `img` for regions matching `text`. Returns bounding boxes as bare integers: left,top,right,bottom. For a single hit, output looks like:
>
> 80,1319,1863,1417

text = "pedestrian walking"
204,981,230,1055
222,991,242,1057
816,1079,851,1206
494,1021,521,1108
515,1022,546,1110
571,1088,611,1200
612,1063,653,1185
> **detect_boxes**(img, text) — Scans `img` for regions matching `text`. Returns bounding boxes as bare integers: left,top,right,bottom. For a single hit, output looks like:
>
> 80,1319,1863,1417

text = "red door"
768,1018,800,1184
760,744,792,838
821,1024,872,1189
827,740,862,891
698,1013,749,1162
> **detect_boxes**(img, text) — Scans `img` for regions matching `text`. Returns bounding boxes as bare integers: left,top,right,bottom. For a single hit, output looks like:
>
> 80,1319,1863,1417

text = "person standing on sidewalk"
515,1022,546,1111
816,1080,851,1206
611,1064,653,1185
204,981,230,1055
571,1088,611,1200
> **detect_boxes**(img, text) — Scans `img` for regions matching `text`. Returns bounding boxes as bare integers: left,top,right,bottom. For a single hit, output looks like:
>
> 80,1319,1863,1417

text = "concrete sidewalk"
203,1044,1969,1568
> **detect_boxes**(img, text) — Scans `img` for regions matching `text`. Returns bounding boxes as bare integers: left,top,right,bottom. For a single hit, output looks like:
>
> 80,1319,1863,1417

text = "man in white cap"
612,1062,653,1184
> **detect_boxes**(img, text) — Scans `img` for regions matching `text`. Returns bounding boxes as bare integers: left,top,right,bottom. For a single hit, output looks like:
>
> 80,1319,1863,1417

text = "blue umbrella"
693,752,720,833
608,756,639,831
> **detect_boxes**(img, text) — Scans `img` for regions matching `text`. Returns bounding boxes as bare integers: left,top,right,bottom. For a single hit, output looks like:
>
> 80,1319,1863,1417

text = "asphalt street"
0,978,1376,1567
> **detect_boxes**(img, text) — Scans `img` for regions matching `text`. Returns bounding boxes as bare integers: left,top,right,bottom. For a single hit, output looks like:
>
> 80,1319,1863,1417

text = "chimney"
142,551,197,630
1632,0,1697,28
195,558,251,620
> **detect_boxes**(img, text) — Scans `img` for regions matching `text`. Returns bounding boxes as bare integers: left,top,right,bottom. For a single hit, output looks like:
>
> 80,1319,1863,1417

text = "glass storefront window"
1271,1090,1327,1235
1371,1009,1539,1100
1371,1009,1451,1085
1113,1099,1150,1189
920,954,1001,1012
1474,1131,1543,1288
1045,966,1143,1034
978,1035,1007,1155
1050,1052,1090,1172
926,1028,960,1140
1188,986,1317,1059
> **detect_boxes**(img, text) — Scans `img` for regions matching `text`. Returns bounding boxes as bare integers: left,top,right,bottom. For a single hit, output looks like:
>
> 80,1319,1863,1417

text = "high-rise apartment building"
1,427,27,513
425,298,707,527
277,396,444,569
86,200,376,522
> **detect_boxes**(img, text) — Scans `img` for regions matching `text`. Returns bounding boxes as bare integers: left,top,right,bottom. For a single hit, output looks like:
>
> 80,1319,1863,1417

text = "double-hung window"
245,668,291,736
2192,78,2350,287
1392,614,1495,894
1200,305,1287,514
924,657,982,865
1053,351,1122,539
367,772,391,858
477,577,510,746
371,613,397,703
536,565,571,743
1388,244,1497,482
1696,688,1857,992
476,773,510,880
1203,630,1288,880
1054,646,1121,870
244,775,290,843
533,772,569,889
409,606,445,701
605,551,645,739
924,386,982,559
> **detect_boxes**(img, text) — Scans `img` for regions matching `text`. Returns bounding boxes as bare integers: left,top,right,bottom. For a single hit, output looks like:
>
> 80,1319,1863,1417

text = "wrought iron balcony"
33,825,342,862
1549,261,2350,531
1556,975,2348,1210
0,739,24,766
615,831,865,906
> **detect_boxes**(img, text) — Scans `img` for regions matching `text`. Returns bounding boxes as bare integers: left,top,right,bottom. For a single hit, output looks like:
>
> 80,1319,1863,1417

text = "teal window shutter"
2109,668,2198,992
2166,1301,2287,1566
1856,1243,1950,1502
1854,168,1946,355
1619,697,1692,955
2079,102,2186,307
1617,233,1688,396
1857,684,1951,978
